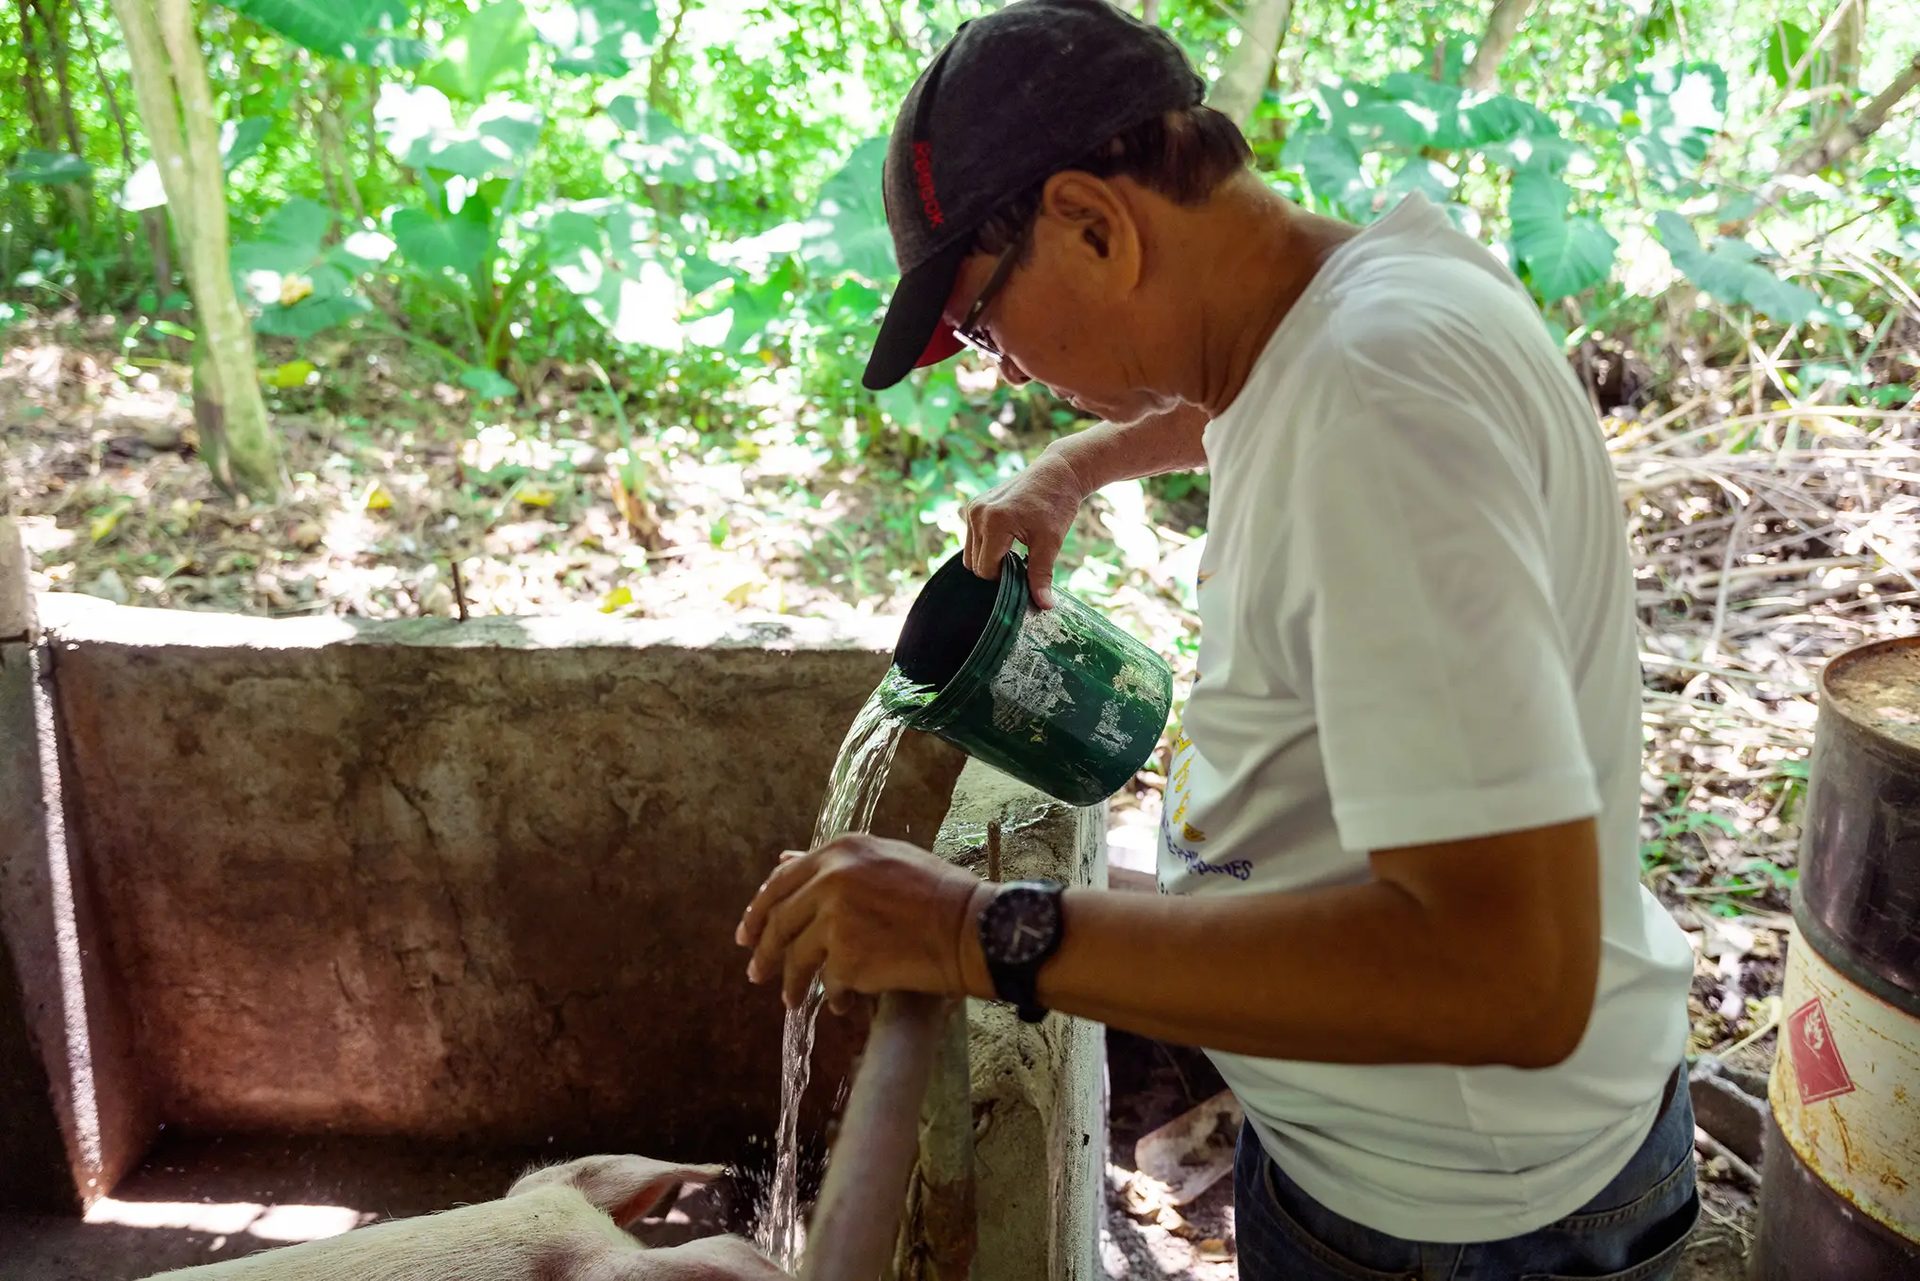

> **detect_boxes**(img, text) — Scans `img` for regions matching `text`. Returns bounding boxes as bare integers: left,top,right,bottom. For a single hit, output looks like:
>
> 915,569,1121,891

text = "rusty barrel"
1754,637,1920,1278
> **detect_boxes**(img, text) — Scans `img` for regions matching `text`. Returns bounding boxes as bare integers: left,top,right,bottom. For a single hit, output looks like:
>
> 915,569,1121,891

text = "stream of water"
756,666,930,1269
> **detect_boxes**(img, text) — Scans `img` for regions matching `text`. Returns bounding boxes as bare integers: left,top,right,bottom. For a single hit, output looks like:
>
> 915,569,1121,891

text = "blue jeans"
1234,1072,1700,1280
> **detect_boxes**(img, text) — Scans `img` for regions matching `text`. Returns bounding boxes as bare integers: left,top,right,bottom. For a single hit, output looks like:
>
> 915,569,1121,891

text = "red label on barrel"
1787,996,1856,1104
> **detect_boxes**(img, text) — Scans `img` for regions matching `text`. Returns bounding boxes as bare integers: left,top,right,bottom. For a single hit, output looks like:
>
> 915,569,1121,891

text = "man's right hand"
962,448,1090,609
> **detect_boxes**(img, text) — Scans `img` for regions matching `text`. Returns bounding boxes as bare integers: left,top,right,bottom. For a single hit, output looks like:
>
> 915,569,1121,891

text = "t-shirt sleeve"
1281,322,1603,854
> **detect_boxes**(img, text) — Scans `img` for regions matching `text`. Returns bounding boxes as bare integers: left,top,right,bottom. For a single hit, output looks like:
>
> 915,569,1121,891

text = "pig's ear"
509,1155,725,1228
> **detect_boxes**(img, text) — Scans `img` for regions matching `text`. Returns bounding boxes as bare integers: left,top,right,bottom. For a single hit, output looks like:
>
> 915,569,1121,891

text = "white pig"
145,1154,787,1281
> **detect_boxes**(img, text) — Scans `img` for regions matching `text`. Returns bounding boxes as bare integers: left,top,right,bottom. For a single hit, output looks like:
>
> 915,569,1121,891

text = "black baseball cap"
861,0,1205,391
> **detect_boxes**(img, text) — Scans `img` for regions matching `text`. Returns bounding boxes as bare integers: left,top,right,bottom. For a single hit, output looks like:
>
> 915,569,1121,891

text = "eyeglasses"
953,221,1031,362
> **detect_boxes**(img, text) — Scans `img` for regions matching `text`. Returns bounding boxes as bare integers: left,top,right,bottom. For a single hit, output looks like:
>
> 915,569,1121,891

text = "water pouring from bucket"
886,550,1174,807
763,549,1172,1279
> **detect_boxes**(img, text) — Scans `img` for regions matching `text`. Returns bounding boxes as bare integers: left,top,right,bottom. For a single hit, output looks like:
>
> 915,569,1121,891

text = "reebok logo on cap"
911,142,945,229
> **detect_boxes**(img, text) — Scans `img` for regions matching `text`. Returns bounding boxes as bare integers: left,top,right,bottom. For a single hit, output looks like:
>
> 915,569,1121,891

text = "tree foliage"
1,0,1915,500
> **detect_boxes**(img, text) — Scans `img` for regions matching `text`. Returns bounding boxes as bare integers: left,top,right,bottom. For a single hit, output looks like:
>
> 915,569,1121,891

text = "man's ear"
1039,171,1141,288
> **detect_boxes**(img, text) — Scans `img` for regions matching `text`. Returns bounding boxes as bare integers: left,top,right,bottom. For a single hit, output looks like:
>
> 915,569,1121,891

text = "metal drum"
1754,637,1920,1278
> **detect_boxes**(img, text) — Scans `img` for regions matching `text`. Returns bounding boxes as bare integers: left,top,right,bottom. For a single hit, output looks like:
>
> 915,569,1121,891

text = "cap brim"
863,240,969,391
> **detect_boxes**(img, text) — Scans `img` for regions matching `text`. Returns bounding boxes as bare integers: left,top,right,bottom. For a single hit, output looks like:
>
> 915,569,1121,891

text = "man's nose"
999,356,1032,387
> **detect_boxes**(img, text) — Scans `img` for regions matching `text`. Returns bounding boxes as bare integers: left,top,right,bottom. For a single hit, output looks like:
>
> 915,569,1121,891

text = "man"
736,2,1700,1277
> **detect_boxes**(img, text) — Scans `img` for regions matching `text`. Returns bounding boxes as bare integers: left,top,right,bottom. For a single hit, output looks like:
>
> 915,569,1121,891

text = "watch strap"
980,879,1065,1023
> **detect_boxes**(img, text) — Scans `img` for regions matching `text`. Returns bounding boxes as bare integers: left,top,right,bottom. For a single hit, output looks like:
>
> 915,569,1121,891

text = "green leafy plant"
1641,779,1740,874
219,0,431,65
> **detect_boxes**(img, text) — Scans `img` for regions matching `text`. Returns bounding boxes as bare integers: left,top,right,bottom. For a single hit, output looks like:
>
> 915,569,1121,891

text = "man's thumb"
1025,544,1059,610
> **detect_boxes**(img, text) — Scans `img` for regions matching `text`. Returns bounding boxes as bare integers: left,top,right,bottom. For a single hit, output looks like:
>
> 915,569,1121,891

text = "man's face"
939,183,1173,424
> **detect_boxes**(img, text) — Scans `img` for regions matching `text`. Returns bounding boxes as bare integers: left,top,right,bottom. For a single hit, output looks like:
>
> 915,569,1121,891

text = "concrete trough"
0,572,1104,1280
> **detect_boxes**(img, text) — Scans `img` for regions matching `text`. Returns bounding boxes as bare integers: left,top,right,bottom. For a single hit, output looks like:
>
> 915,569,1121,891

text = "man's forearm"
1048,403,1209,492
1030,884,1579,1068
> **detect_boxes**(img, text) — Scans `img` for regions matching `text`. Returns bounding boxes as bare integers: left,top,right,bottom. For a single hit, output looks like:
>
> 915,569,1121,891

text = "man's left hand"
734,836,988,1013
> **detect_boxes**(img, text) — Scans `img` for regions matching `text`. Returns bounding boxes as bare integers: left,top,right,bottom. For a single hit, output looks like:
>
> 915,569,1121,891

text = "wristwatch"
977,879,1066,1023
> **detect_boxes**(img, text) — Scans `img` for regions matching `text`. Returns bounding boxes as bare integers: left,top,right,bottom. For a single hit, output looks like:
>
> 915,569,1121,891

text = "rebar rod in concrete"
800,990,951,1281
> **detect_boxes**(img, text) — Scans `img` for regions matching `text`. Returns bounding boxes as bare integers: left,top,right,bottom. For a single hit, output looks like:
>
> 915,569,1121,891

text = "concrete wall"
933,760,1107,1281
4,586,1110,1273
0,633,75,1214
11,596,963,1183
2,530,154,1212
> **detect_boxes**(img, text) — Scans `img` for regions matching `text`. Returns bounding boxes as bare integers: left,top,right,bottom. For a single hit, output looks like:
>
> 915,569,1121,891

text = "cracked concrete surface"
20,597,962,1169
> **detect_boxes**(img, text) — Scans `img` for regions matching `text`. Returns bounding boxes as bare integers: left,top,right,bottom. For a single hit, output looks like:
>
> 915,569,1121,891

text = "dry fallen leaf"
1122,1173,1173,1219
1197,1238,1230,1261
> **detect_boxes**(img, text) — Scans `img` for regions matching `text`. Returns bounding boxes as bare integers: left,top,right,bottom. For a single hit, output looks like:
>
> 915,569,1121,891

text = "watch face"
982,883,1061,965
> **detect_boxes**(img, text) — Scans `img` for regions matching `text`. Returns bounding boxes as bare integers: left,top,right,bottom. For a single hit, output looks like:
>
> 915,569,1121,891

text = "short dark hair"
972,104,1253,257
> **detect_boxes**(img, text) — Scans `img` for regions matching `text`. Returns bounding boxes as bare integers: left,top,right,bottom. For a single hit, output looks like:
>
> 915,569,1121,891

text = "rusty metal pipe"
799,991,951,1281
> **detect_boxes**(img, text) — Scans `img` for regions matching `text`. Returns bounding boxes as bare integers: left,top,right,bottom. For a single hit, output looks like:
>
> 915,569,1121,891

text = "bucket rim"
886,550,1028,731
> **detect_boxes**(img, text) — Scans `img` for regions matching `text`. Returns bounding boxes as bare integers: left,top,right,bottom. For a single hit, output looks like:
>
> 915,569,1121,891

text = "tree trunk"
76,0,173,299
111,0,280,498
318,71,366,220
1787,47,1920,178
1822,0,1866,133
1463,0,1540,93
647,0,695,114
77,0,133,165
17,0,91,226
1210,0,1294,129
1730,47,1920,234
37,0,87,155
1140,0,1161,25
16,0,61,151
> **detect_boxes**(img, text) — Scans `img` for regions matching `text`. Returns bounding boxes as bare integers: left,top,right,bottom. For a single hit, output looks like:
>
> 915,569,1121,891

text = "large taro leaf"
544,199,687,349
605,97,744,185
1282,129,1371,219
120,118,272,211
5,150,93,185
798,139,893,283
390,204,492,282
378,86,541,179
230,198,371,336
1599,62,1727,194
1382,156,1460,207
417,0,534,102
1508,168,1617,300
1313,75,1563,159
230,197,332,279
702,263,796,354
877,365,962,442
219,0,429,65
1654,211,1819,323
534,0,659,75
253,266,370,337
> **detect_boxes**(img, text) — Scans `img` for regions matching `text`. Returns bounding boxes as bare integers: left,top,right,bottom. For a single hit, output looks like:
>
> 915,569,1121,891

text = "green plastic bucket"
886,551,1173,807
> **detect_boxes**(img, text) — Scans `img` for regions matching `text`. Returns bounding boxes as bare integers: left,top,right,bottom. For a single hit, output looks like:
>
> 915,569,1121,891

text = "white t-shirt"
1156,193,1694,1242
